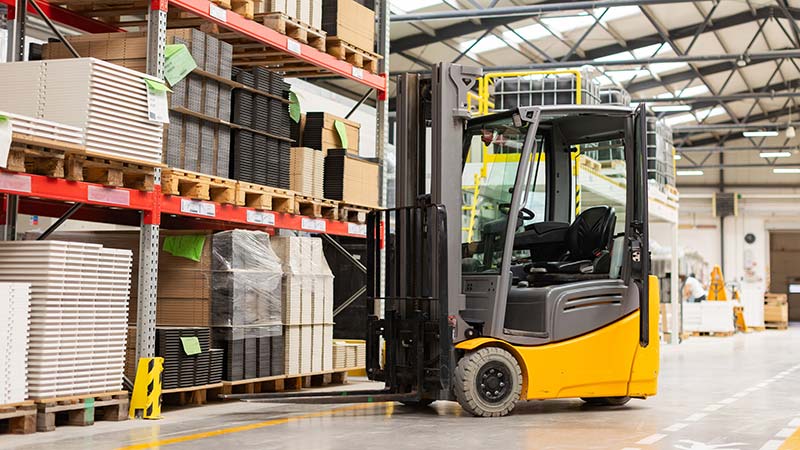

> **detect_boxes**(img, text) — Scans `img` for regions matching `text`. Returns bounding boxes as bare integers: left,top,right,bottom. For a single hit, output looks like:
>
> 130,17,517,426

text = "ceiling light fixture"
651,105,692,112
759,151,792,158
773,168,800,174
743,130,779,137
674,154,682,160
677,170,704,176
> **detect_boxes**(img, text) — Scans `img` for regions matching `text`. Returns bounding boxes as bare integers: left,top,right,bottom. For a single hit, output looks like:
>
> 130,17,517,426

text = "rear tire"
581,396,631,406
454,347,523,417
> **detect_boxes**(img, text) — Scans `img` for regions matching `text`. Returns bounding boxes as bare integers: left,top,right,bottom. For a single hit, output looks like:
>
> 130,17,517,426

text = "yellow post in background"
129,357,164,419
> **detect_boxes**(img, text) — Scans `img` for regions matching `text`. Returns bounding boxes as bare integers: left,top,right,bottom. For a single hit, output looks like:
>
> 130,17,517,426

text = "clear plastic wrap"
211,230,283,327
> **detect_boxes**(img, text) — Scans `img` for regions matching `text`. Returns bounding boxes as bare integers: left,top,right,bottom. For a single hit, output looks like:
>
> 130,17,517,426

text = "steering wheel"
498,203,536,221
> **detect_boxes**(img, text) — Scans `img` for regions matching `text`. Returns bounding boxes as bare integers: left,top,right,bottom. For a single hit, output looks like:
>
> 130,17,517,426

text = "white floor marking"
758,439,784,450
704,404,723,411
776,428,795,438
621,447,641,450
685,413,708,422
788,418,800,427
665,423,689,432
675,440,748,449
719,397,737,404
758,382,769,387
746,387,760,392
733,392,747,398
636,433,667,445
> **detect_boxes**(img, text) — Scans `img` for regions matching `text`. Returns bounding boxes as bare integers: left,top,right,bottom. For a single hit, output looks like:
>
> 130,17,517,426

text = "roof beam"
391,4,798,57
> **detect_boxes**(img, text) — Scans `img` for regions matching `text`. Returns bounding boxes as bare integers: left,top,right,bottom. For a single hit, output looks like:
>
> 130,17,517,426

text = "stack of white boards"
0,111,83,145
0,241,132,398
0,58,164,165
271,236,334,375
0,283,31,404
683,301,735,333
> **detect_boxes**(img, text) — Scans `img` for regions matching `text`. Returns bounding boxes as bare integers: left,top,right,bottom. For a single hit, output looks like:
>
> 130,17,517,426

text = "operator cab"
460,105,649,346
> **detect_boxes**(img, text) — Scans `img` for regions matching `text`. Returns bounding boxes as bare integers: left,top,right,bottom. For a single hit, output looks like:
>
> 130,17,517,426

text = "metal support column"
374,0,389,317
670,221,680,344
135,1,167,365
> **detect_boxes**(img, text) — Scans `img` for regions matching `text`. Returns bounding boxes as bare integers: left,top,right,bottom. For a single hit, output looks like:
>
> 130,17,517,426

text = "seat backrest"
565,206,616,261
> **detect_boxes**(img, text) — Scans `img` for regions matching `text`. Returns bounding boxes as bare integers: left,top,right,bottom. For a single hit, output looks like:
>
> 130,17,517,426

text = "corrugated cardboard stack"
256,0,323,29
0,58,163,165
323,149,379,206
42,29,233,177
301,112,360,155
0,241,132,398
211,230,285,380
271,236,333,375
322,0,374,51
0,283,30,404
231,67,292,188
289,147,324,197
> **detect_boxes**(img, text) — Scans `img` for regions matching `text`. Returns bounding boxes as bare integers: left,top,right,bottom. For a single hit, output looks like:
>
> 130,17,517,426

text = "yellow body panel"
456,276,660,400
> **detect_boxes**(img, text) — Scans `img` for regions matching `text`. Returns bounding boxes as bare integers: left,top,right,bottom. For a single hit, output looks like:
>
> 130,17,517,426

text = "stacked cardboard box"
42,29,234,177
302,112,360,155
290,147,324,197
256,0,323,29
324,149,379,206
332,340,365,370
764,293,789,324
322,0,374,51
272,236,333,375
211,230,285,380
0,283,30,404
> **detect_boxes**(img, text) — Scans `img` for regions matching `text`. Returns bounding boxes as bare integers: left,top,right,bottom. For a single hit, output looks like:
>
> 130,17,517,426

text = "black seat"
530,206,616,274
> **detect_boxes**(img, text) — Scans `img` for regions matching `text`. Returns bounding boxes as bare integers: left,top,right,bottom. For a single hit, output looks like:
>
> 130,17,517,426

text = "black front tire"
453,347,523,417
581,396,631,406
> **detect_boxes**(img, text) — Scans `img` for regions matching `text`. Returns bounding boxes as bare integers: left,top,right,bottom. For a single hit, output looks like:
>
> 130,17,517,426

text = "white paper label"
352,67,364,79
246,209,276,225
348,222,367,236
287,38,302,55
146,86,170,124
0,172,31,193
209,3,227,21
301,217,326,232
0,119,11,169
87,185,130,206
181,198,216,217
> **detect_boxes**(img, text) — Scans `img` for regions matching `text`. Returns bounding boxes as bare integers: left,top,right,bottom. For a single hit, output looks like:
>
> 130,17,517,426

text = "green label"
0,115,7,122
289,91,301,123
180,336,202,356
145,78,172,93
164,44,197,86
334,120,348,149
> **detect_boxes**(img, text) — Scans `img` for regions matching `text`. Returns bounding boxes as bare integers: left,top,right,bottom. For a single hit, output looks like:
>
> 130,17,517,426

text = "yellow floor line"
779,426,800,449
116,403,383,450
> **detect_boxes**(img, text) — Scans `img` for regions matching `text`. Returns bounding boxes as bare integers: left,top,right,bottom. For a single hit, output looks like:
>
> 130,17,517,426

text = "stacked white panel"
0,58,164,165
0,111,83,145
274,236,335,375
0,241,132,398
0,283,31,404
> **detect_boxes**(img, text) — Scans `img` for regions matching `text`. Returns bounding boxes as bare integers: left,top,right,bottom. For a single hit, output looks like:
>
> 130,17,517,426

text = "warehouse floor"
4,327,800,450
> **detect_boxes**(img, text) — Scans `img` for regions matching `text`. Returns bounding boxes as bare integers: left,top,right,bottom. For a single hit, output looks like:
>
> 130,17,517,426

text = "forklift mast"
366,63,481,401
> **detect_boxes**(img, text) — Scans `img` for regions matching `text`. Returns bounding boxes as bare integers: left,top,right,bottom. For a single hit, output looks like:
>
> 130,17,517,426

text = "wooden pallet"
691,331,735,337
162,383,224,407
325,38,381,74
34,391,128,432
257,12,326,52
295,195,338,220
338,203,374,224
231,0,253,19
6,133,159,191
161,169,238,204
749,325,766,332
0,401,36,435
766,321,789,330
235,182,296,212
578,155,602,171
220,368,356,396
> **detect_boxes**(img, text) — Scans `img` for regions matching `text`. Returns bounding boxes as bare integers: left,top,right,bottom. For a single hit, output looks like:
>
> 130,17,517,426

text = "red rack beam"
0,0,124,33
169,0,387,94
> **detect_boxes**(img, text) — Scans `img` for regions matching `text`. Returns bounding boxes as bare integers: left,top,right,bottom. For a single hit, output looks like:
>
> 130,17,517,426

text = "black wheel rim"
475,361,512,404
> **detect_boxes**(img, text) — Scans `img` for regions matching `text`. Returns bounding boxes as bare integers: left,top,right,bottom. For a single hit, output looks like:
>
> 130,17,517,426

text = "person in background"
683,273,707,302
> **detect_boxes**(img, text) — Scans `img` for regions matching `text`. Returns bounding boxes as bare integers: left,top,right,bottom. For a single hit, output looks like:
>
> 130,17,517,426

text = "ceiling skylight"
390,0,442,14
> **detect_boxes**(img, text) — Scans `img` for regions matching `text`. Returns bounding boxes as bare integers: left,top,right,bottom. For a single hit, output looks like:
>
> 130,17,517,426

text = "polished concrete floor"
4,326,800,450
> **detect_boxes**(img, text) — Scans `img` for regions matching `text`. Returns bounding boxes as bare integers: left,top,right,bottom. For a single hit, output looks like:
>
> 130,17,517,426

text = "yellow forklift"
230,63,659,417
